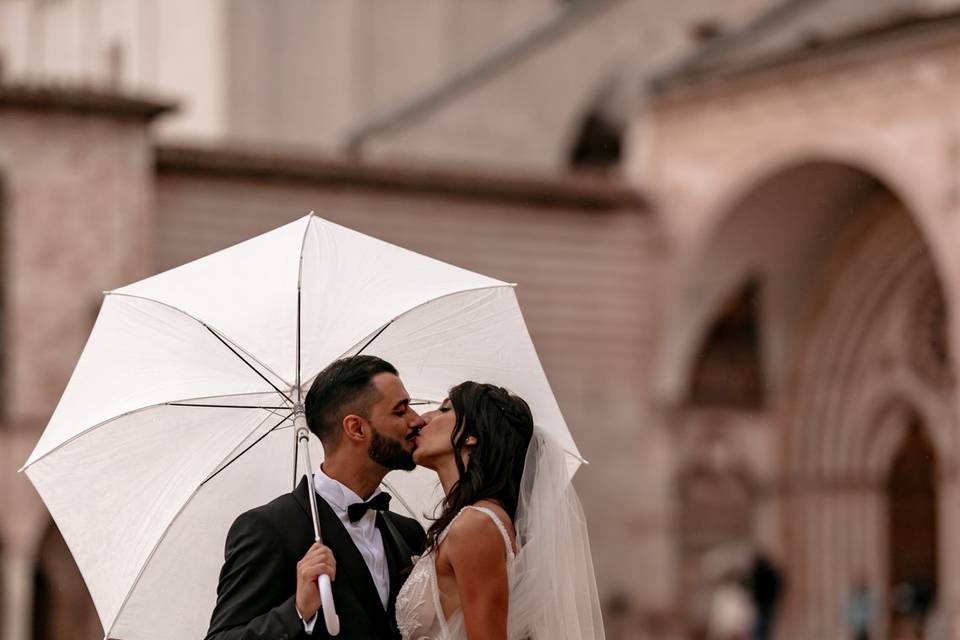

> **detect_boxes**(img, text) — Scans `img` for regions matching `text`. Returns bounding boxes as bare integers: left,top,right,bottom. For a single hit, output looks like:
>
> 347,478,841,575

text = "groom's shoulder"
231,490,303,534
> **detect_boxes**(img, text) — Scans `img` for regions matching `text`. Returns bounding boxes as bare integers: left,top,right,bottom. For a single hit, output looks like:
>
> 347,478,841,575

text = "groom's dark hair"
305,355,398,450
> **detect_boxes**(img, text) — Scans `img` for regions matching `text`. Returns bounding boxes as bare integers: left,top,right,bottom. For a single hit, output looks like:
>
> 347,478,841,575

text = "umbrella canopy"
22,214,582,640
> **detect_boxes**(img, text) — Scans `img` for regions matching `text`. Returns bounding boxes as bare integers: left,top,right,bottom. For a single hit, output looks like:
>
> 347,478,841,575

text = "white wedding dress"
395,430,606,640
396,506,517,640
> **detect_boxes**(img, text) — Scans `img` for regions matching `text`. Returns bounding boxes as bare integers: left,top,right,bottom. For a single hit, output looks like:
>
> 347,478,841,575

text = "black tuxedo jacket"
205,477,426,640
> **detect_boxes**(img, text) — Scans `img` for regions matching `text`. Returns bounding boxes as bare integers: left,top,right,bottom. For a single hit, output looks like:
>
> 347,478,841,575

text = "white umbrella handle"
318,574,340,635
295,415,340,636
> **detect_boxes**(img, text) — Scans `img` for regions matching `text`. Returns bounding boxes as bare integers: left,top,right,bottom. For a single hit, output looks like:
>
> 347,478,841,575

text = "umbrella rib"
167,403,291,410
22,391,283,471
104,409,294,638
105,292,294,391
332,284,513,364
354,320,393,356
295,214,316,406
297,284,514,393
200,411,294,487
204,326,294,407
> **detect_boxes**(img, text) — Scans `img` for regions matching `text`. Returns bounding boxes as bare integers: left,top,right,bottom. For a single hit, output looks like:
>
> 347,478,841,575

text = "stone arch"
32,520,100,640
778,187,955,639
784,200,950,481
687,278,765,410
655,157,956,638
655,155,947,407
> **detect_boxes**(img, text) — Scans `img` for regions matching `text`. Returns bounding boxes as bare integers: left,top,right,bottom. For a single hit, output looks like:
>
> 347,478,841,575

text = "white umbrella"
21,214,583,640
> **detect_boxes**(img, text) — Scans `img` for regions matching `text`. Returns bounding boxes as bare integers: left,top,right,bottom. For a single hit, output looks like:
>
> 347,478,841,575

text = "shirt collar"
313,467,381,513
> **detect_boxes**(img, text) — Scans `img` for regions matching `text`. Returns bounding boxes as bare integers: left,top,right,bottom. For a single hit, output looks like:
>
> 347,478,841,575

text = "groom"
206,355,427,639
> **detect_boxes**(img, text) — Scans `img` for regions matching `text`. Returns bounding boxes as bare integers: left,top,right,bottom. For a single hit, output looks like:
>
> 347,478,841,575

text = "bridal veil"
508,429,606,639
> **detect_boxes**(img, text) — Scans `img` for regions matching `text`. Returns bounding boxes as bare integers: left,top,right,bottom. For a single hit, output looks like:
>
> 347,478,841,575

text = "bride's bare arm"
443,509,510,640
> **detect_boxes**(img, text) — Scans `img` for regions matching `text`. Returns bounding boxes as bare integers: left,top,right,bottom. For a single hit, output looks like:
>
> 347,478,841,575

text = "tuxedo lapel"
293,478,392,635
377,513,403,616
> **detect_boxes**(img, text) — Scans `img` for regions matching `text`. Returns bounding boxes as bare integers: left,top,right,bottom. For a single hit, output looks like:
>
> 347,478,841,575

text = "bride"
395,381,605,639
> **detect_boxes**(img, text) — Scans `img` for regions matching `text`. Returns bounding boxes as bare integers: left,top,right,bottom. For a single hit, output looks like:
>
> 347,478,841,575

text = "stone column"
3,544,34,640
0,431,52,640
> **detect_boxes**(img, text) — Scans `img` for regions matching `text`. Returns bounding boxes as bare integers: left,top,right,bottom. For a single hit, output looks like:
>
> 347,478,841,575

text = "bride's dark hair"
425,381,535,551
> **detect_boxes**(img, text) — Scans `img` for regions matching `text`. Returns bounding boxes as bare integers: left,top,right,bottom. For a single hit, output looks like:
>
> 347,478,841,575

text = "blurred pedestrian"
747,552,783,640
708,574,755,640
845,576,875,640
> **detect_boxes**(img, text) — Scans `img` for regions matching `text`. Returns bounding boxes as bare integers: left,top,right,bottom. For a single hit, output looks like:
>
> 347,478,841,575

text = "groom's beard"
368,427,416,471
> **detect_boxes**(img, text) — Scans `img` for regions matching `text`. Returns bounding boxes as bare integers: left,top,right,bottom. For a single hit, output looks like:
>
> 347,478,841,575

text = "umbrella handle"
295,415,341,636
318,574,340,635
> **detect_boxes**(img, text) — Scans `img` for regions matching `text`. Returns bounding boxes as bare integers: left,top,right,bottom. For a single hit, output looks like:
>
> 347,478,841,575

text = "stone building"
1,1,960,639
641,4,960,638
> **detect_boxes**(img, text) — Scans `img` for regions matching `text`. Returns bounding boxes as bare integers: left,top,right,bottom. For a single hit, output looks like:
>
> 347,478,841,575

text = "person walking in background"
707,572,755,640
845,576,875,640
747,552,783,640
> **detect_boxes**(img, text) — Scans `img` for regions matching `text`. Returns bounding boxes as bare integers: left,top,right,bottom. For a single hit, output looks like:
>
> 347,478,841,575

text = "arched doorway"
664,161,956,639
32,521,100,640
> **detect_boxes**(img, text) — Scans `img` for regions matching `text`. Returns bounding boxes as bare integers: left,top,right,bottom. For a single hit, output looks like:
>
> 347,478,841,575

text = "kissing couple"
205,355,605,639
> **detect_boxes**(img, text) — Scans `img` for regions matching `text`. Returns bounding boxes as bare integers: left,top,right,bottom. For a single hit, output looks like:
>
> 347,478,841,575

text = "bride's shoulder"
468,500,513,530
443,501,515,553
440,505,512,571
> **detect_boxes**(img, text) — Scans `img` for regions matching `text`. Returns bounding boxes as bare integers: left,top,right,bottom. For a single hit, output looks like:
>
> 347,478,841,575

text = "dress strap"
462,505,516,561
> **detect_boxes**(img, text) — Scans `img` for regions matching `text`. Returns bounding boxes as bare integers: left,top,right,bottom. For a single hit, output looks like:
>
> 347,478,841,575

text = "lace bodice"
396,506,516,640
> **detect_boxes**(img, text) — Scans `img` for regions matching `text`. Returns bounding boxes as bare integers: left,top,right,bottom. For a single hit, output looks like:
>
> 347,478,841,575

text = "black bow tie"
347,492,392,523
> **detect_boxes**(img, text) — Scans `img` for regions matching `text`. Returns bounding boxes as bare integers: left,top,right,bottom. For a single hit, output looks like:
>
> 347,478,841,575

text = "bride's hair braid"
425,381,534,552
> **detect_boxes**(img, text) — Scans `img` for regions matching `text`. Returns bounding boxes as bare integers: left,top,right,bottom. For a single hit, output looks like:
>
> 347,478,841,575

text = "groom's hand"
296,542,336,620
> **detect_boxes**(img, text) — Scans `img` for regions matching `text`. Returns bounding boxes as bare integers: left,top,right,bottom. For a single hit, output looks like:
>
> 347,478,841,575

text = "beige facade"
640,10,960,640
0,0,560,144
2,3,960,640
349,0,769,172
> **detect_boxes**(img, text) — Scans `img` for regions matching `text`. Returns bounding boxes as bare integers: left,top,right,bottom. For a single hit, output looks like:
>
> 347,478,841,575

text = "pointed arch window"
689,280,765,409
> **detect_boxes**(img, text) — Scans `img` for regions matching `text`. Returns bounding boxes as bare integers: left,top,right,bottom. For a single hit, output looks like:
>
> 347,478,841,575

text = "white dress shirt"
301,469,390,633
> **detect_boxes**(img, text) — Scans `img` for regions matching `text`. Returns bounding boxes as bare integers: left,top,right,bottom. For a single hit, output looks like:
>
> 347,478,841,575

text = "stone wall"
641,16,960,640
0,85,168,640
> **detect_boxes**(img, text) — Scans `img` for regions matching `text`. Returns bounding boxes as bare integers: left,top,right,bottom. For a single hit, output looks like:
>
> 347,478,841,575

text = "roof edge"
156,142,647,212
0,80,177,120
651,5,960,94
649,0,815,92
345,0,624,148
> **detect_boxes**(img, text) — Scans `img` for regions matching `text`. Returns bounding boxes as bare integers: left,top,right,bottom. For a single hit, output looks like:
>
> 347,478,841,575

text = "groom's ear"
342,414,367,442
